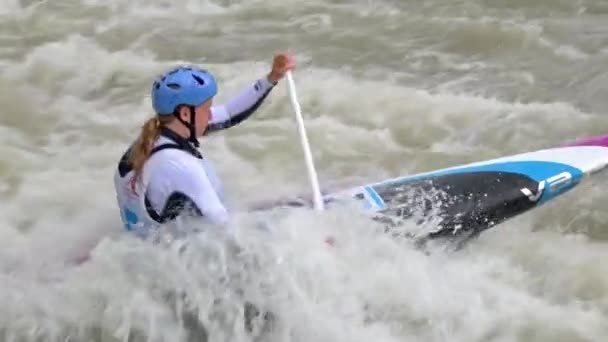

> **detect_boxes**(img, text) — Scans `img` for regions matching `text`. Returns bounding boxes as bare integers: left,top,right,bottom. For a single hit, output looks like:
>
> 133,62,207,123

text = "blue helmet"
151,66,218,115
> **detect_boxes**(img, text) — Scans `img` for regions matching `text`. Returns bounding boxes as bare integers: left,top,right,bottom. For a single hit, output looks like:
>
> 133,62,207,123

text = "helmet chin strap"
174,106,200,147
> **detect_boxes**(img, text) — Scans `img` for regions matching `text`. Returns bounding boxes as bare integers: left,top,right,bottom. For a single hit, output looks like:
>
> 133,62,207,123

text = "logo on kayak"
520,171,573,202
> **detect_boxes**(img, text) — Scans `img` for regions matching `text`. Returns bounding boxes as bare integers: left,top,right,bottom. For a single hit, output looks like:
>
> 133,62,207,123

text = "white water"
1,0,607,341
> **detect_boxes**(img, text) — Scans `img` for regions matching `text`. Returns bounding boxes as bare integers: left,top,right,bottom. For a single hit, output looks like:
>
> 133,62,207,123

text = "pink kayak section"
567,134,608,148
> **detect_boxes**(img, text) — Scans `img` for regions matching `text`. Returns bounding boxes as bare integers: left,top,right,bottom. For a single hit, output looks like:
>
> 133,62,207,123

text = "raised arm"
204,53,297,135
205,77,276,134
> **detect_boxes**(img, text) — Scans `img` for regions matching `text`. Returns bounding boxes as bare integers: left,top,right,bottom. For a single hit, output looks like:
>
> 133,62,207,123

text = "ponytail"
128,115,173,181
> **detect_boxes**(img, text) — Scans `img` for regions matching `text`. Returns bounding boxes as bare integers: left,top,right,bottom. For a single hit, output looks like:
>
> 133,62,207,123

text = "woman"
114,53,296,238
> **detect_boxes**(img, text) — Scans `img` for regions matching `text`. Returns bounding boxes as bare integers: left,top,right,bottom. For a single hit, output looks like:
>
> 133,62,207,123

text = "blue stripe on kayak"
369,160,584,205
364,186,386,209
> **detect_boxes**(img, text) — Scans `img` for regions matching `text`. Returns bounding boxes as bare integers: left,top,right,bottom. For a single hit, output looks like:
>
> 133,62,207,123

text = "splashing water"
1,0,607,341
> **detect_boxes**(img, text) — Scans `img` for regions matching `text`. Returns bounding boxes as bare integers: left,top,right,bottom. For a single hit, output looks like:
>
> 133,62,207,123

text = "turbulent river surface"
1,0,607,341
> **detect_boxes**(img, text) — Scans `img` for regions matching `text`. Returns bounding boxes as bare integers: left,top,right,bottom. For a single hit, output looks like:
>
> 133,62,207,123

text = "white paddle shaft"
285,71,325,211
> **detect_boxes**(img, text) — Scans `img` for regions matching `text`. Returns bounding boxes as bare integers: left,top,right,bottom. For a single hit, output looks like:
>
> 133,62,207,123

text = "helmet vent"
167,83,181,89
192,74,205,85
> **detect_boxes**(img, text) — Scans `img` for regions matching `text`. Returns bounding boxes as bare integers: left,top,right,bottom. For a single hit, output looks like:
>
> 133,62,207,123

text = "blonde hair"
128,115,175,181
